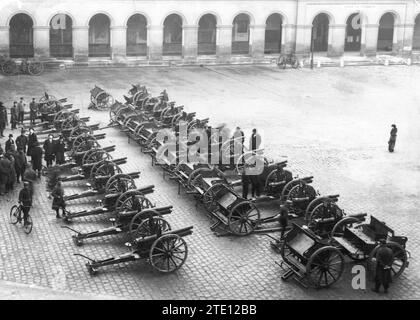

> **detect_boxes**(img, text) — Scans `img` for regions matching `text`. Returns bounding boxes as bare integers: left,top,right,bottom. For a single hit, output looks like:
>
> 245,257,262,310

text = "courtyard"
0,64,419,299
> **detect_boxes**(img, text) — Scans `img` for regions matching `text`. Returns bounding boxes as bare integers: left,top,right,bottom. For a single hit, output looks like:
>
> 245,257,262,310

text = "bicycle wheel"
9,205,19,225
23,215,33,234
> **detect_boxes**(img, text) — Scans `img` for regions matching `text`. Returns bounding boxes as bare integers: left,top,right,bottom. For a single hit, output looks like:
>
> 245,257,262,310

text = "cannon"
63,186,155,222
124,84,150,106
75,226,193,275
88,85,115,110
63,172,140,201
64,205,172,245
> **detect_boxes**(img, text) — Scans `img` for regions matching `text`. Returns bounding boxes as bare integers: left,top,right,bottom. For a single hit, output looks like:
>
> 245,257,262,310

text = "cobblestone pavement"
0,65,419,299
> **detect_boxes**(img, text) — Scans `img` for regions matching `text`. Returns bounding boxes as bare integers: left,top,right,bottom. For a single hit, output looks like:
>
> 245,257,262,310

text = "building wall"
0,0,419,62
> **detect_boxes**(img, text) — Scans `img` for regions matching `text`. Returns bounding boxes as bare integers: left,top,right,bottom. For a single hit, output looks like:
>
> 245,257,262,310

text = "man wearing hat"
16,128,28,154
0,153,12,195
249,128,261,153
29,98,38,125
17,97,25,125
27,127,38,157
18,181,32,226
14,148,27,183
31,141,43,178
0,102,8,137
5,134,15,153
10,101,18,130
372,239,394,293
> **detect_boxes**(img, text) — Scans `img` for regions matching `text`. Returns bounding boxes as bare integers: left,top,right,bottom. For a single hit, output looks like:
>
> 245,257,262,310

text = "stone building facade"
0,0,420,63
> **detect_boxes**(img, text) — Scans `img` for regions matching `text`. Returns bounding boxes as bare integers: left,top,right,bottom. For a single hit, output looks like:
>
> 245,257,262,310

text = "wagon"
75,226,193,275
88,85,115,110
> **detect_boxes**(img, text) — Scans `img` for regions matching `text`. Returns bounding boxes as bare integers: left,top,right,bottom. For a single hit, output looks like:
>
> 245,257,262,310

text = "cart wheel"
105,174,136,194
367,241,408,279
115,190,143,211
228,201,261,236
121,195,154,215
308,203,343,230
305,197,331,218
133,217,171,241
1,59,17,75
264,169,292,197
202,183,225,213
23,215,33,234
27,61,45,76
10,205,19,224
149,234,188,273
306,246,344,288
330,216,361,238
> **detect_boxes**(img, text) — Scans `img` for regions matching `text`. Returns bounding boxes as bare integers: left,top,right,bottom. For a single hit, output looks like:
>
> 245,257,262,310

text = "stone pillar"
33,26,50,58
250,24,265,58
147,25,163,61
329,24,346,57
73,26,89,62
0,26,9,57
363,24,379,56
282,24,295,54
216,25,232,62
182,25,198,61
400,23,415,57
111,26,127,62
295,25,312,56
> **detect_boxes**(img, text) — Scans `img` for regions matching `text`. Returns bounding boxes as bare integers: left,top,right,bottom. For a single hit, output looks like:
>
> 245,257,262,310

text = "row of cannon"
30,93,193,276
104,83,410,289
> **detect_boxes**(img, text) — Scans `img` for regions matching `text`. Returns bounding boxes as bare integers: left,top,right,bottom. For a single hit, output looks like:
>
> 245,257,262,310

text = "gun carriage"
88,85,115,110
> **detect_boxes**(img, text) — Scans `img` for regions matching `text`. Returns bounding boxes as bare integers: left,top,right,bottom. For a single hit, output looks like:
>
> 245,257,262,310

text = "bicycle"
0,56,44,76
10,204,33,234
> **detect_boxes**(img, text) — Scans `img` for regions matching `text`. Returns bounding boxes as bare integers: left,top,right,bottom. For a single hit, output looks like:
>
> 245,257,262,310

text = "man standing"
17,97,25,125
241,172,250,199
0,102,8,137
388,124,397,153
249,128,261,153
54,135,66,165
0,153,12,195
372,239,394,294
5,134,15,153
278,201,292,240
31,142,43,178
18,181,33,226
15,148,27,184
27,127,38,157
16,129,28,154
10,102,18,130
43,134,55,167
29,98,38,125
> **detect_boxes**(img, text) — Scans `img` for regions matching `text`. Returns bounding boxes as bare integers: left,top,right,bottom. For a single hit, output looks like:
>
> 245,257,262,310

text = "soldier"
14,148,27,184
51,181,66,218
27,127,38,157
29,98,38,125
249,128,261,153
388,124,397,153
16,128,28,154
43,134,55,167
0,101,8,137
10,102,18,130
5,134,15,153
18,181,33,226
17,97,25,125
372,239,394,294
31,142,43,178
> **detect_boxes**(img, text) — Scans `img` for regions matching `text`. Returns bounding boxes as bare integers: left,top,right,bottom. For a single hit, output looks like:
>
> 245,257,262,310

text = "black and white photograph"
0,0,419,306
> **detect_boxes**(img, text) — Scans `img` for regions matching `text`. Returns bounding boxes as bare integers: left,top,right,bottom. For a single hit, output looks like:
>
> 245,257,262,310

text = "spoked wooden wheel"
131,215,171,241
27,61,45,76
264,169,292,197
23,215,33,234
228,201,261,236
1,60,17,75
72,134,99,153
83,149,107,166
287,184,317,211
202,183,225,213
105,174,136,194
61,115,81,131
69,124,91,141
307,203,343,236
10,205,19,224
115,190,144,211
306,246,344,288
92,161,122,180
149,234,188,273
95,92,115,110
305,197,334,218
281,179,300,199
120,195,154,215
367,242,408,279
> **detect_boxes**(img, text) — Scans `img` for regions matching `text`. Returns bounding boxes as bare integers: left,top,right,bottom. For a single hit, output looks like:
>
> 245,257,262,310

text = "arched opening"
9,13,34,58
232,14,250,54
413,14,420,50
312,13,330,52
264,14,282,54
345,13,362,52
198,14,217,55
377,13,395,52
163,14,183,56
50,14,73,57
127,14,147,56
89,14,111,57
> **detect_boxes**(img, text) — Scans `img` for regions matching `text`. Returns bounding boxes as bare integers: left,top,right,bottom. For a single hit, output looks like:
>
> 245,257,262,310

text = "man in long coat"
31,142,43,178
372,239,394,294
0,102,8,137
388,124,397,152
43,134,55,167
16,129,28,154
27,128,38,157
